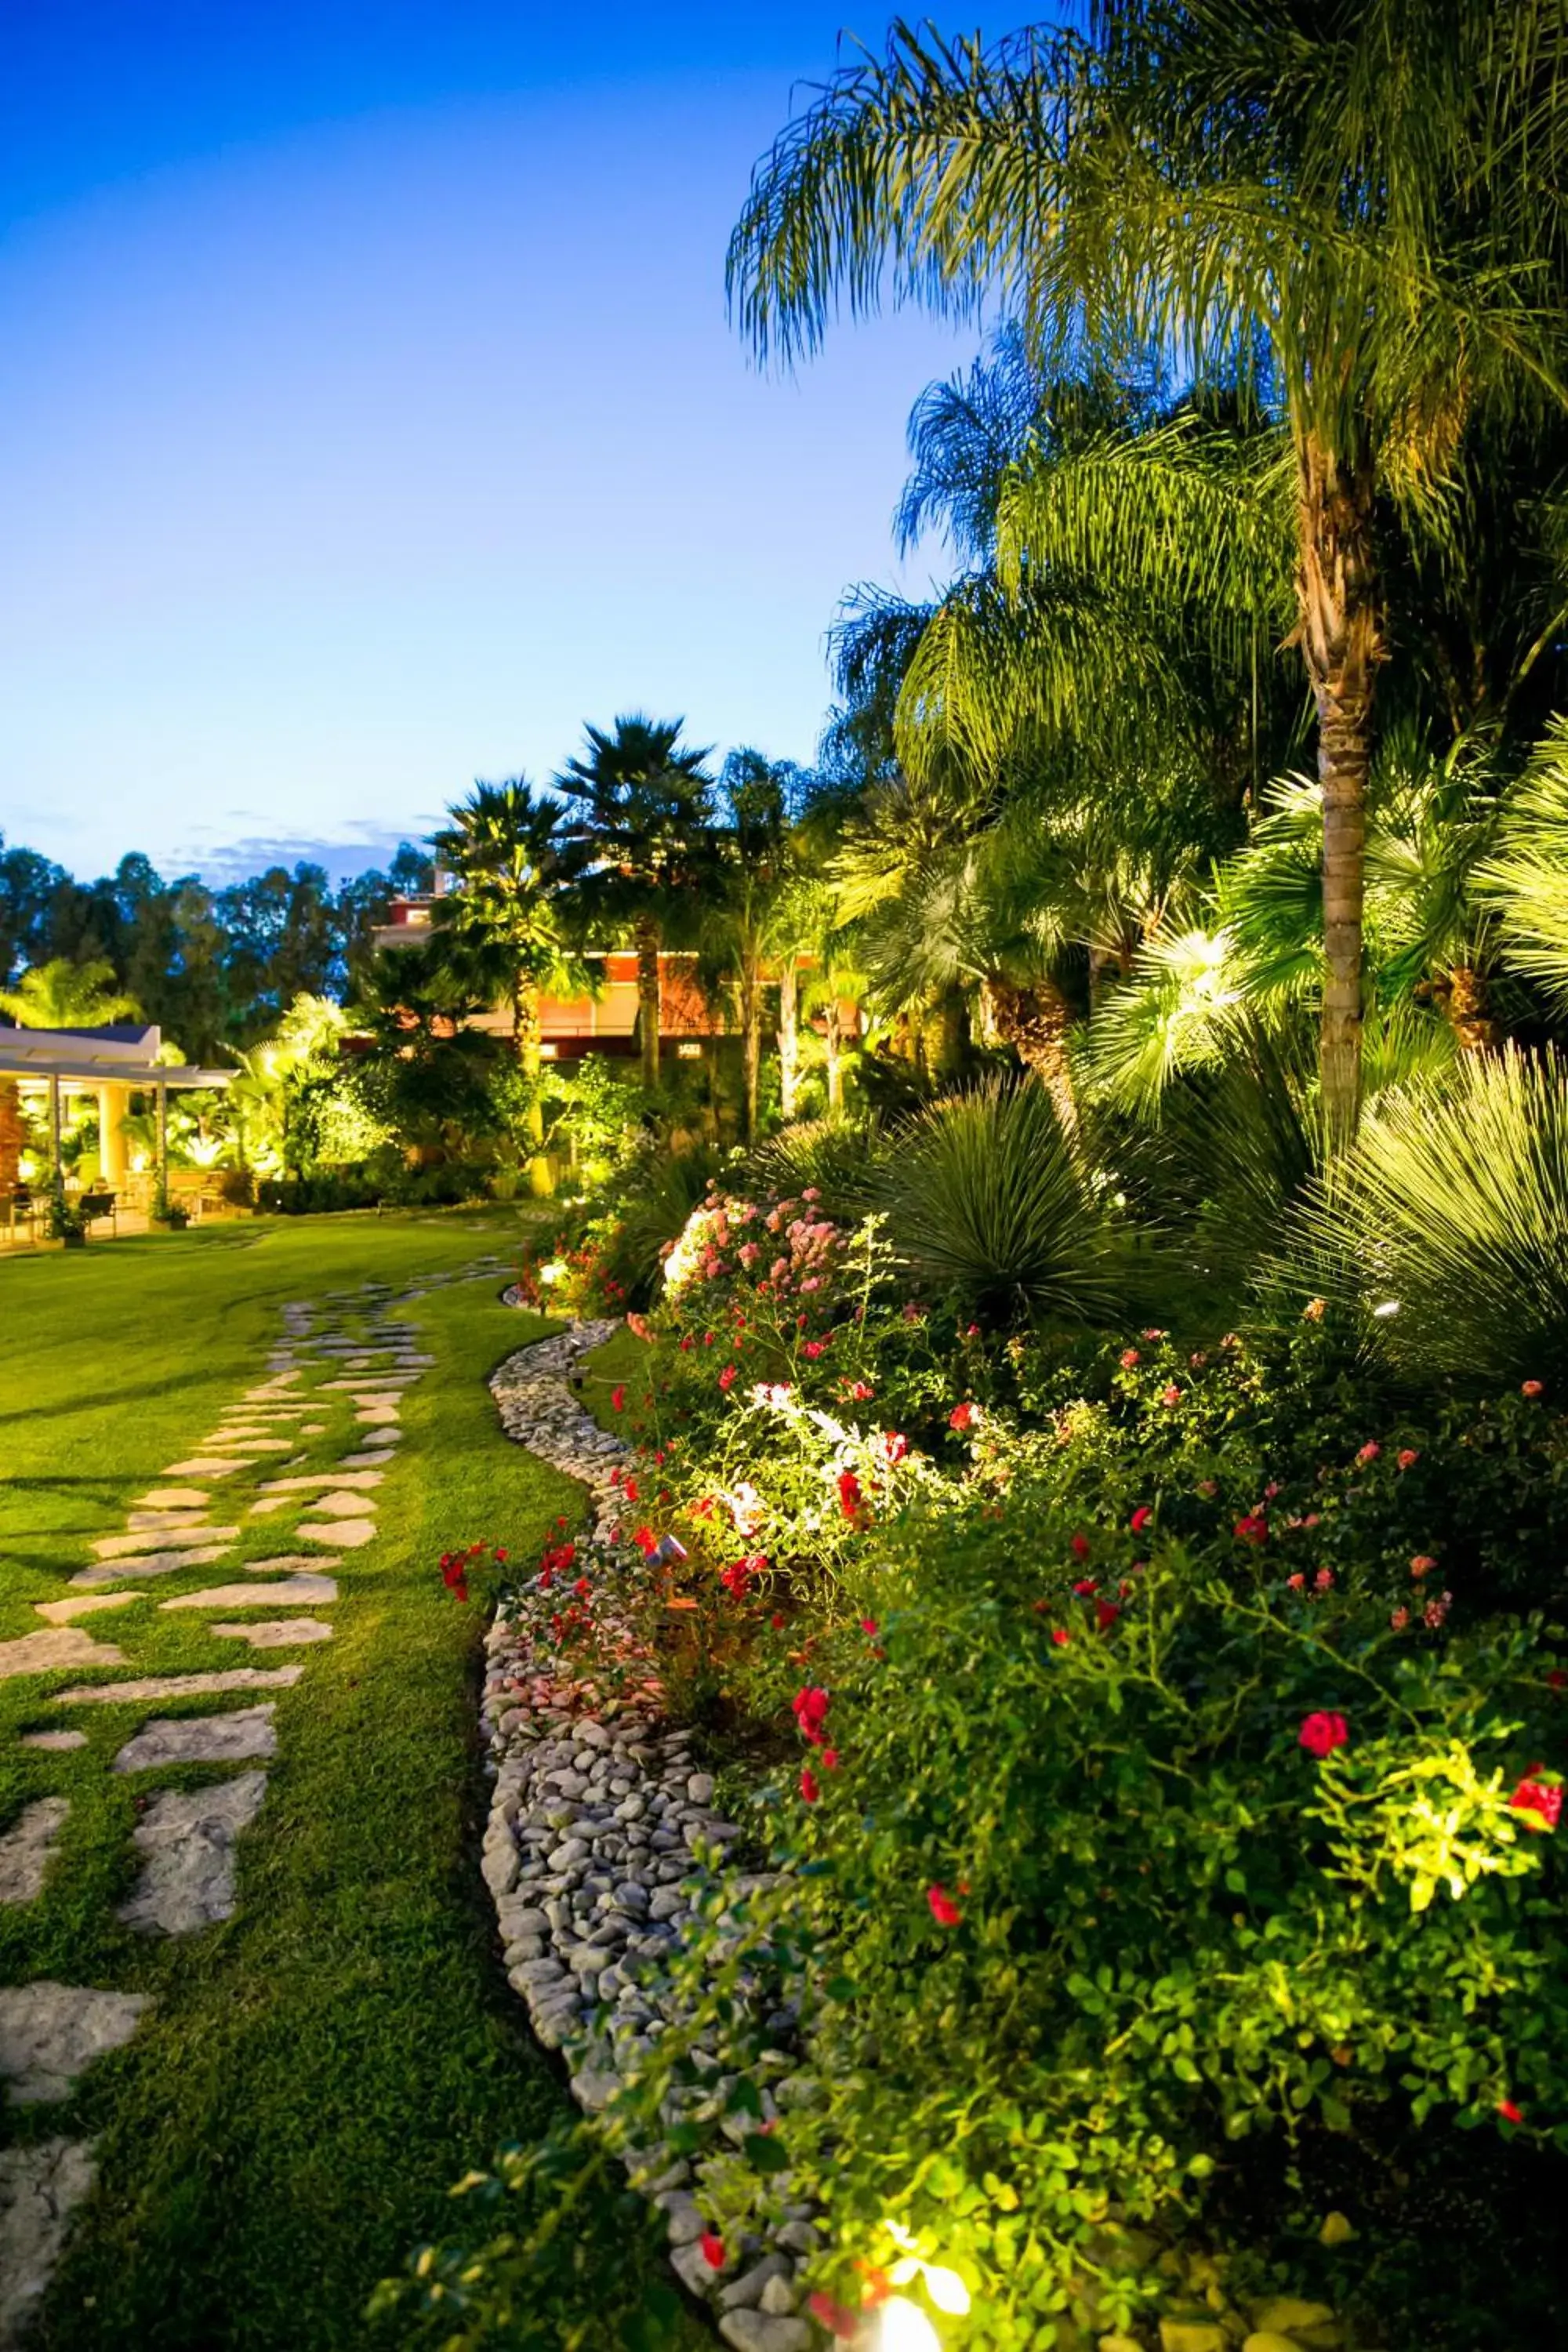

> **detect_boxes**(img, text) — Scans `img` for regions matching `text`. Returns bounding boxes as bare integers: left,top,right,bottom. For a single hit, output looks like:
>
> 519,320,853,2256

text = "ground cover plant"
0,1212,696,2351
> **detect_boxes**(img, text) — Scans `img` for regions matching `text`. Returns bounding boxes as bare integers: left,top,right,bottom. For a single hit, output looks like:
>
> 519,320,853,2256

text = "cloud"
168,818,440,887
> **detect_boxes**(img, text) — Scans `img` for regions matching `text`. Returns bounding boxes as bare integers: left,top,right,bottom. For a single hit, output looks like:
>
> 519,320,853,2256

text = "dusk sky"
0,4,985,884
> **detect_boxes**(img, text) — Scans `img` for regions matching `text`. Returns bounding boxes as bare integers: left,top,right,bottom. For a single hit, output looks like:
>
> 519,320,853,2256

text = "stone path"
484,1322,820,2352
0,1256,505,2347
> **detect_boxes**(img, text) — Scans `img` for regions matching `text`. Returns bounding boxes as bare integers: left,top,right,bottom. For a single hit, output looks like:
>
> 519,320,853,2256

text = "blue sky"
0,4,987,882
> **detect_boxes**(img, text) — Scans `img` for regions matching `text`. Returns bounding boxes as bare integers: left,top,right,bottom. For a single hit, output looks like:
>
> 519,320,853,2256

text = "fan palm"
554,715,716,1093
0,957,141,1029
728,5,1568,1139
429,779,587,1152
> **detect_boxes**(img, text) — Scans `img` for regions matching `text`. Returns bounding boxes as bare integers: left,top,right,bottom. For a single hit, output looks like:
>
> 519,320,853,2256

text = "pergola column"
97,1083,129,1185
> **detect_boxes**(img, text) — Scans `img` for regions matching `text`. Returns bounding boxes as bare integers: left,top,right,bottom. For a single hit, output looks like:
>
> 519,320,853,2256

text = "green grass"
0,1210,692,2350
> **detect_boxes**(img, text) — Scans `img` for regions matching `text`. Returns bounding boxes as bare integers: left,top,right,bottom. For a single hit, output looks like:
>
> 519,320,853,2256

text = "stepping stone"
0,2137,97,2347
361,1428,401,1448
57,1666,304,1703
0,1799,71,1904
112,1706,277,1773
212,1618,333,1649
19,1731,88,1753
135,1488,211,1509
117,1773,267,1935
248,1496,291,1515
201,1437,293,1453
259,1470,383,1490
356,1403,400,1424
299,1423,327,1436
161,1576,338,1610
296,1517,374,1548
93,1527,239,1561
34,1594,143,1624
307,1490,378,1519
338,1450,394,1469
127,1510,216,1535
0,1630,128,1680
163,1457,251,1477
322,1377,413,1392
245,1554,348,1574
0,1983,151,2102
71,1548,229,1588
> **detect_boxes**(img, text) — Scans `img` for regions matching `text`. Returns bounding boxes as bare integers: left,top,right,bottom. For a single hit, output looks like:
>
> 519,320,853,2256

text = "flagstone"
163,1457,252,1477
112,1706,277,1773
0,1983,151,2102
0,2137,98,2350
71,1548,230,1588
0,1800,70,1905
18,1731,88,1753
307,1490,379,1518
118,1773,268,1936
34,1594,143,1624
57,1666,303,1703
245,1553,348,1573
296,1517,375,1547
0,1630,127,1680
135,1488,211,1509
212,1617,333,1649
258,1470,383,1490
161,1577,338,1610
93,1526,239,1561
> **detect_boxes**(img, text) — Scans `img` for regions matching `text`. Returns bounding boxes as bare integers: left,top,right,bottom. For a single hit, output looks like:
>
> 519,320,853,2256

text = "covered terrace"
0,1022,233,1237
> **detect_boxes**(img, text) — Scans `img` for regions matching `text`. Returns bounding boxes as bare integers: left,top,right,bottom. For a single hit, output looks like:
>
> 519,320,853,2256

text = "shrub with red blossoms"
1509,1772,1562,1831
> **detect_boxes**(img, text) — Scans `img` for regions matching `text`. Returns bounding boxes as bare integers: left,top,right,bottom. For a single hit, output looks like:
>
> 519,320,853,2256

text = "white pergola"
0,1024,231,1192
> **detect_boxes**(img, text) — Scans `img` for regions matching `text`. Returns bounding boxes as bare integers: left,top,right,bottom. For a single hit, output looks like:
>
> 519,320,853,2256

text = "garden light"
1372,1299,1401,1317
877,2297,942,2352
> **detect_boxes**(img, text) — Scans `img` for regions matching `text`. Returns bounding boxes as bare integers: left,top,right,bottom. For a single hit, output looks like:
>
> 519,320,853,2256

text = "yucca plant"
742,1114,887,1225
871,1078,1127,1327
1279,1048,1568,1386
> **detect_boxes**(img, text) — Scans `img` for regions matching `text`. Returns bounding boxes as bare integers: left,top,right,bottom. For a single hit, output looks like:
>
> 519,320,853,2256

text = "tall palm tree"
728,5,1568,1139
0,957,141,1029
429,780,586,1152
554,716,715,1093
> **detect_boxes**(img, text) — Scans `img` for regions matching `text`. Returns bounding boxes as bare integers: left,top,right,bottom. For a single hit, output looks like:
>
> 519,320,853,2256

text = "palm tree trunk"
1297,433,1381,1146
742,983,761,1145
513,976,545,1149
634,912,661,1093
982,977,1077,1134
1443,964,1499,1054
777,959,799,1120
825,1002,844,1115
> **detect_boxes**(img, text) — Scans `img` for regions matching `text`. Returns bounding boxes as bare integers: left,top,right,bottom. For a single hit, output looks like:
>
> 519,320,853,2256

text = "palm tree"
429,780,586,1155
706,750,803,1144
728,5,1568,1139
554,716,715,1093
0,957,141,1029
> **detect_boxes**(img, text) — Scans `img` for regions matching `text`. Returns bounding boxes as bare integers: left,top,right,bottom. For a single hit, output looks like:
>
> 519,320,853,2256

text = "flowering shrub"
662,1488,1568,2346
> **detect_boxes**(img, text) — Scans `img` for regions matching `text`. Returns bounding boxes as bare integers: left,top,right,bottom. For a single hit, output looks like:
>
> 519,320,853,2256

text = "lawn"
0,1210,688,2350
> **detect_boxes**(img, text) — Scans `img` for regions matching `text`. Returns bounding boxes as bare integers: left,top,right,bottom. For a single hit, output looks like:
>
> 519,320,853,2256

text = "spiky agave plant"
870,1077,1127,1327
1279,1048,1568,1386
742,1115,887,1225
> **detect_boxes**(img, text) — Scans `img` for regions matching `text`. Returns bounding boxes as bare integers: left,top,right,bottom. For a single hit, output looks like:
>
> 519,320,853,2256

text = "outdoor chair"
77,1189,118,1234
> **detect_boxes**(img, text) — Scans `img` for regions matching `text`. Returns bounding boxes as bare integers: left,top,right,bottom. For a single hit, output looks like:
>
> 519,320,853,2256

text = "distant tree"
0,838,71,984
429,780,586,1152
554,714,716,1092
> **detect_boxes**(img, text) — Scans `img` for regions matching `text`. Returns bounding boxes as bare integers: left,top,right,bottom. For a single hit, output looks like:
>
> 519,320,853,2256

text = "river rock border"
482,1319,824,2351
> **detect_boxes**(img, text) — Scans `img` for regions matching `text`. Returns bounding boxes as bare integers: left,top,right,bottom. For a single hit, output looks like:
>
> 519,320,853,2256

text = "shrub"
1280,1048,1568,1388
679,1488,1567,2347
871,1079,1127,1327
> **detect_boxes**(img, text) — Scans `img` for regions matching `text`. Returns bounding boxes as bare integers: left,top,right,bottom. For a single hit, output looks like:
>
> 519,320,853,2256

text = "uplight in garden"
877,2297,942,2352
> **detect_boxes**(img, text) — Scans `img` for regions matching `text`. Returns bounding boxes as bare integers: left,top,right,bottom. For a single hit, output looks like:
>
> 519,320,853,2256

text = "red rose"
1522,1380,1544,1399
926,1882,962,1927
700,2230,725,2269
611,1385,626,1412
1051,1626,1071,1647
1071,1532,1091,1561
1509,1773,1563,1831
800,1765,820,1804
1095,1599,1120,1632
949,1401,978,1432
1130,1505,1152,1534
718,1363,738,1392
1299,1711,1349,1759
1497,2097,1524,2125
1160,1385,1181,1406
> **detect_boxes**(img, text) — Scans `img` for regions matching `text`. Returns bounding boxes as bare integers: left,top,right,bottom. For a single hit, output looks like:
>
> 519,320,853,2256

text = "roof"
0,1025,230,1087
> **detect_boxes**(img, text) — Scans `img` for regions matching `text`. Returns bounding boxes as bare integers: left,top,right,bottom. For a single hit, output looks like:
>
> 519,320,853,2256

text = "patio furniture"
77,1189,118,1234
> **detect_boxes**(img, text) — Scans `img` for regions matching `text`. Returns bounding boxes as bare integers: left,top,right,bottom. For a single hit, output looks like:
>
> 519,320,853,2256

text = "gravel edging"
481,1319,823,2350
